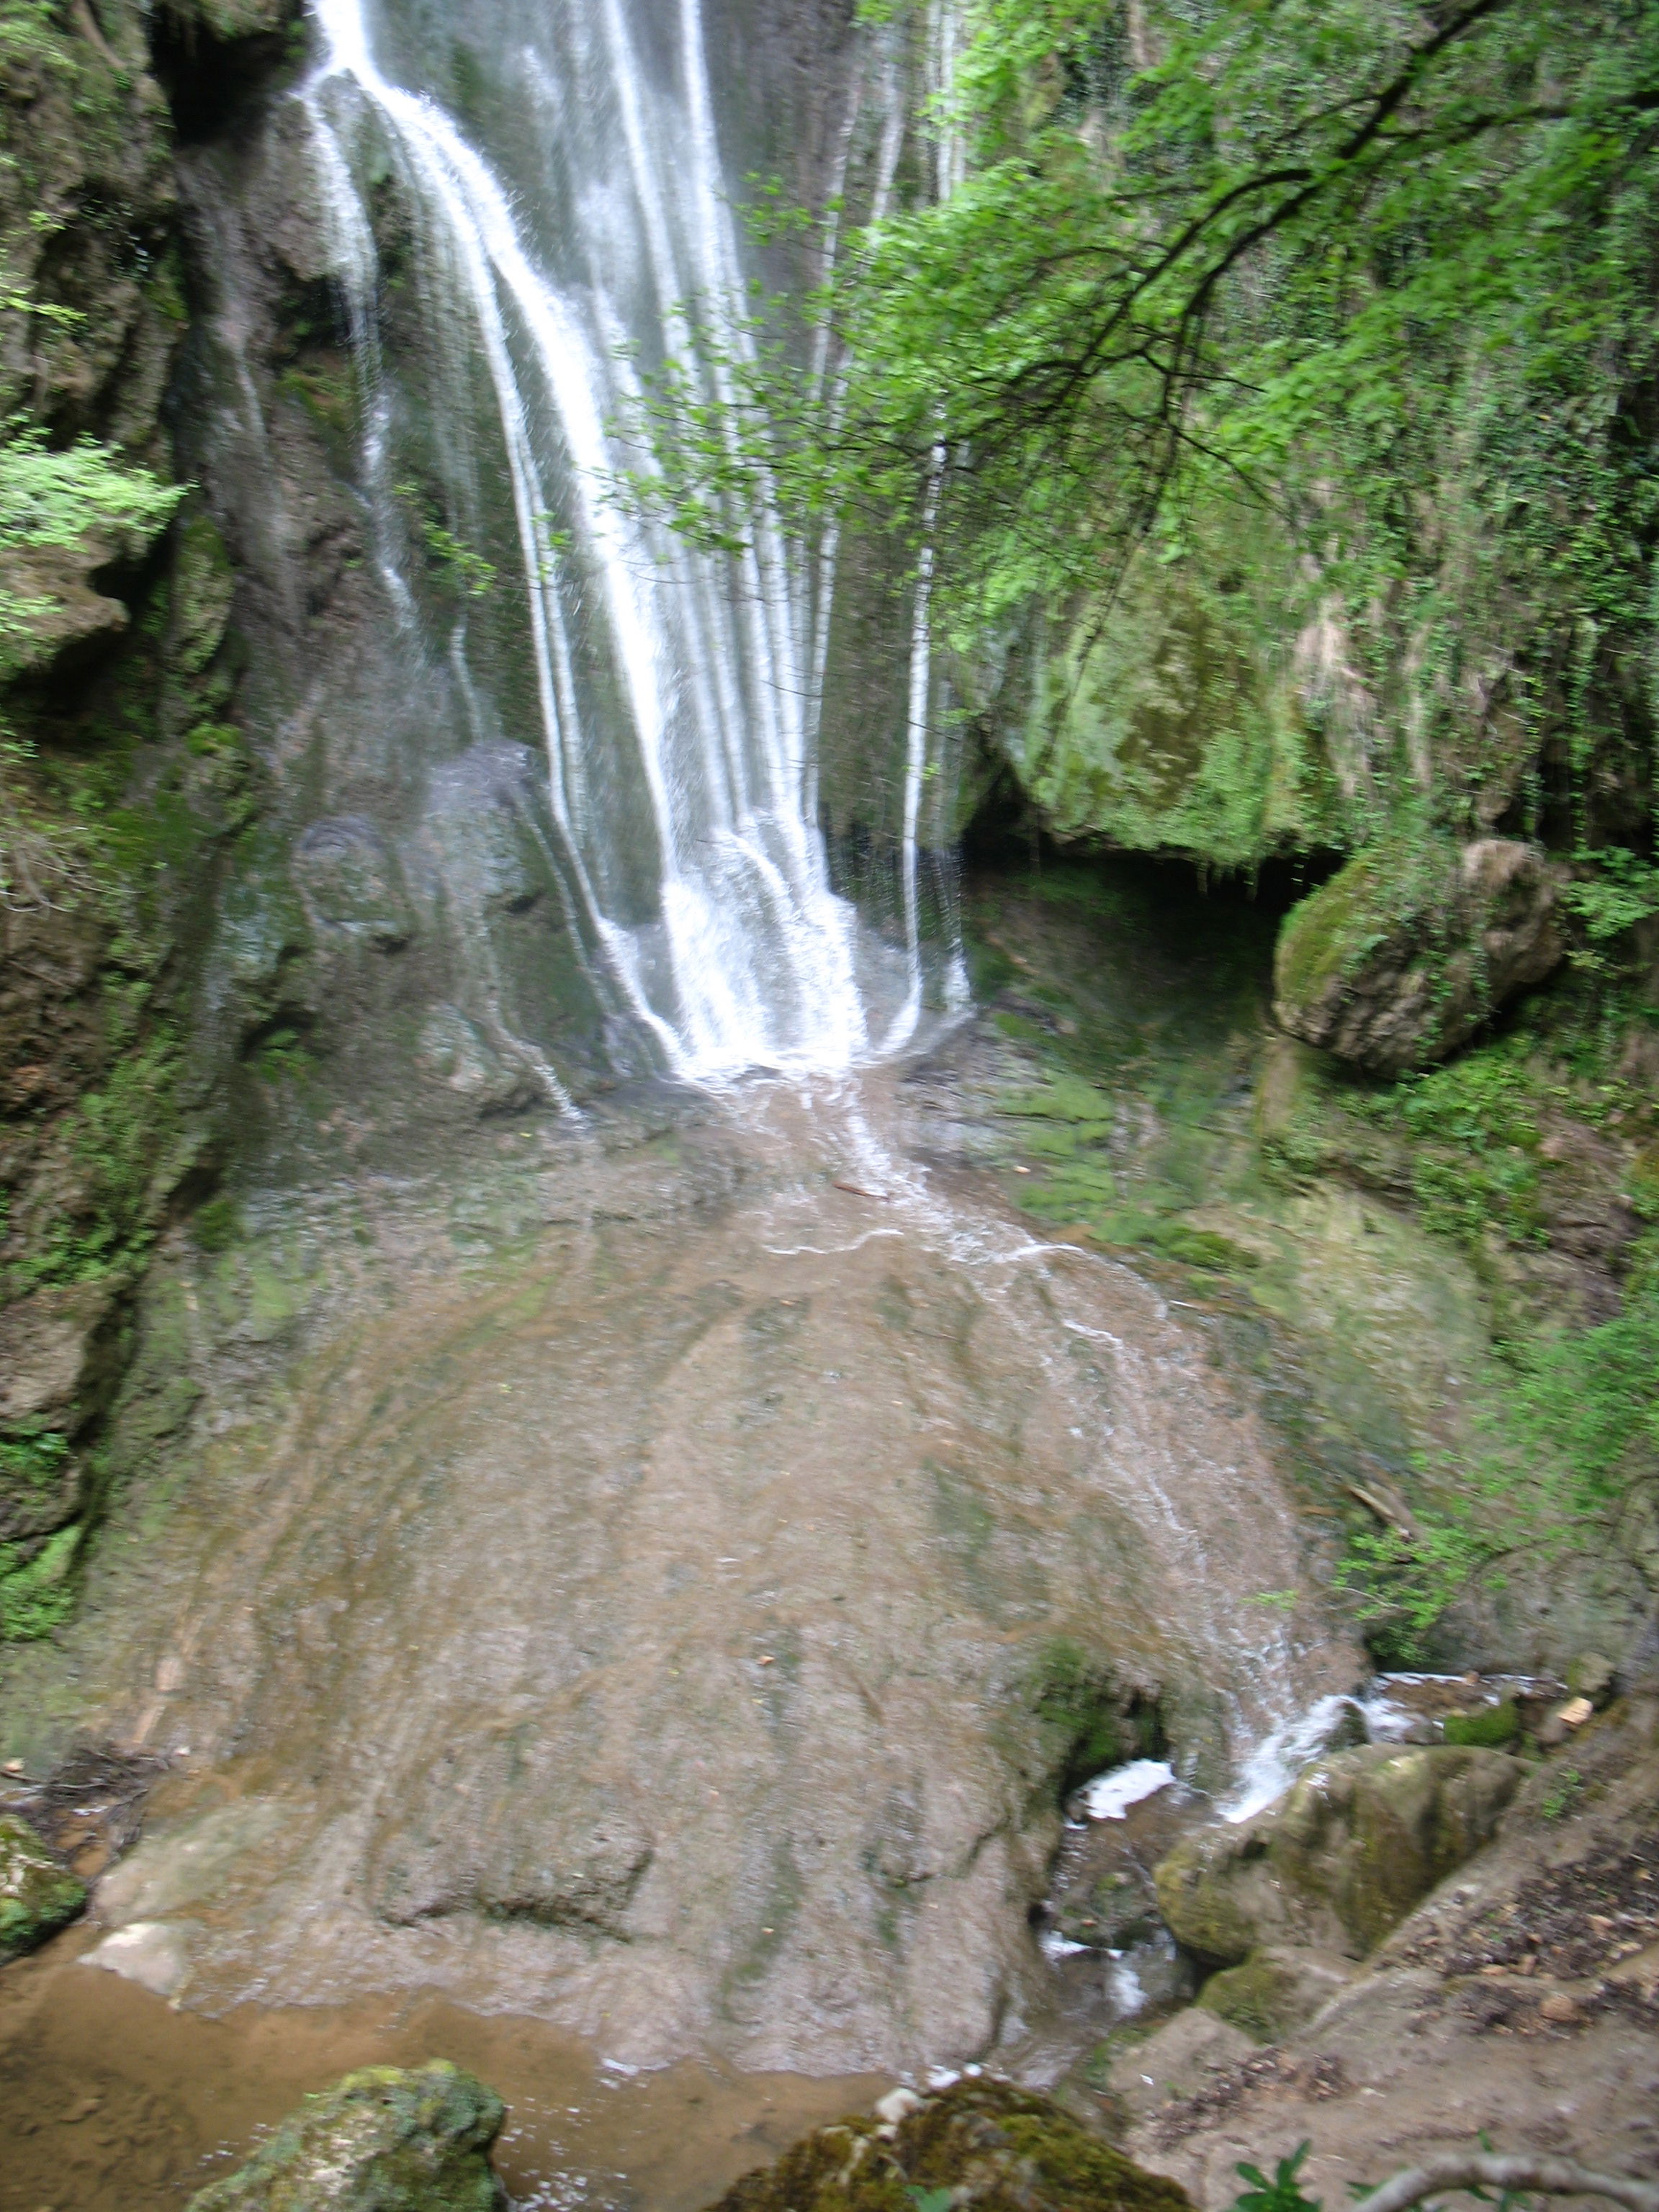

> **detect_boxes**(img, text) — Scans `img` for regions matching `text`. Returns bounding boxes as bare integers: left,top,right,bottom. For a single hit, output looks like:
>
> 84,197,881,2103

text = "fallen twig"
1357,2154,1659,2212
1346,1481,1414,1540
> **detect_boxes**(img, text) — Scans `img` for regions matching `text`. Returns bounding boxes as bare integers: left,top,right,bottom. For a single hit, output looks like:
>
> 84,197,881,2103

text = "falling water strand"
302,0,873,1083
881,0,968,1054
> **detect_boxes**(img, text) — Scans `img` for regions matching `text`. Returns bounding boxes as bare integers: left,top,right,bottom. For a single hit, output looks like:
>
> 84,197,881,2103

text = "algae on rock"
1154,1743,1524,1965
0,1809,85,1958
1273,836,1565,1074
186,2061,507,2212
704,2075,1195,2212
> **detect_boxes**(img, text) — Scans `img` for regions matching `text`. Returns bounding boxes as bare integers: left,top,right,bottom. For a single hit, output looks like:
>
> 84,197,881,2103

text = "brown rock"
1155,1745,1524,1964
0,1283,120,1431
1538,1992,1581,2024
1274,836,1565,1074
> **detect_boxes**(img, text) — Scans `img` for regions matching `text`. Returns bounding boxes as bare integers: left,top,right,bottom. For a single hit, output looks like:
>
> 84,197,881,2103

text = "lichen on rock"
703,2075,1195,2212
185,2061,507,2212
0,1810,86,1959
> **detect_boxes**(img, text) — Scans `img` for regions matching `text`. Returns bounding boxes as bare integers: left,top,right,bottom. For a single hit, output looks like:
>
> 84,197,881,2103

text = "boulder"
186,2062,507,2212
703,2075,1195,2211
0,1282,120,1432
1154,1744,1523,1964
1107,2008,1258,2125
1196,1943,1359,2041
1274,836,1564,1073
0,1812,86,1959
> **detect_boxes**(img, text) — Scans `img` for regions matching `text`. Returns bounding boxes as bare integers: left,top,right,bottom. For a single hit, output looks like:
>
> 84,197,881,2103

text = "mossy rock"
1197,1945,1357,2041
0,1814,86,1960
1273,836,1563,1074
1155,1744,1523,1963
1442,1700,1519,1749
703,2077,1195,2211
186,2061,506,2211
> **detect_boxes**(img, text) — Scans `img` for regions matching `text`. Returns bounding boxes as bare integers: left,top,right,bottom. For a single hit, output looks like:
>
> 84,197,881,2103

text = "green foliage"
393,481,495,597
0,1429,68,1493
0,1522,78,1642
1230,2143,1320,2212
1358,1038,1547,1249
1540,1764,1583,1819
0,424,185,675
252,1023,313,1082
1564,845,1659,961
1342,1243,1659,1644
622,0,1659,871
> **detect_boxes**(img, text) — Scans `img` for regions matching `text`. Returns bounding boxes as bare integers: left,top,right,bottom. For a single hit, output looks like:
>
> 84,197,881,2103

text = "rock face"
1196,1943,1359,2040
0,1812,86,1959
186,2062,507,2212
1155,1744,1524,1964
1274,837,1564,1073
703,2076,1195,2212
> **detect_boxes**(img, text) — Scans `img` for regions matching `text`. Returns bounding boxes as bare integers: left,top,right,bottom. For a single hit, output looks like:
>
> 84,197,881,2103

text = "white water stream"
305,0,909,1083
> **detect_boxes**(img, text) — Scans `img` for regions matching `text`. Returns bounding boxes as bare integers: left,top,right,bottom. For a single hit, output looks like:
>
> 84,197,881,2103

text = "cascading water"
303,0,912,1085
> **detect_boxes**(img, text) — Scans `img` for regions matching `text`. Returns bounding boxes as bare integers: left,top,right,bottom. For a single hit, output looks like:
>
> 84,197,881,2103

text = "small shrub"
191,1195,240,1253
1230,2142,1320,2212
1541,1767,1583,1822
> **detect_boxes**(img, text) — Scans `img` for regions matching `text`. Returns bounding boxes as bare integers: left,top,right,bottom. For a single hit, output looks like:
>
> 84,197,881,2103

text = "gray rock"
1567,1652,1617,1707
0,1282,120,1431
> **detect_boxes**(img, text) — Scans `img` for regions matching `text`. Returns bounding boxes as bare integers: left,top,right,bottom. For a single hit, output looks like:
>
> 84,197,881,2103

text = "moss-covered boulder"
0,1813,86,1959
186,2062,507,2212
703,2077,1194,2212
1274,836,1563,1073
1155,1744,1523,1964
1197,1944,1358,2041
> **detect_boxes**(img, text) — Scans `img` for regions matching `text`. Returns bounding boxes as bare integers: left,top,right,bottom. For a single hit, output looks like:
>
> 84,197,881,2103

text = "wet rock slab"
1,1076,1360,2074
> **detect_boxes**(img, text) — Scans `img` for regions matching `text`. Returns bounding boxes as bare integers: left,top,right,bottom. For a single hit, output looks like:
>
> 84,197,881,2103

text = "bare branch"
1358,2153,1659,2212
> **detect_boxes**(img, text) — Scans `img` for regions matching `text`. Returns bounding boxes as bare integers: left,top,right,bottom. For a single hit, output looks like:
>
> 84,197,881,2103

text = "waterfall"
302,0,891,1085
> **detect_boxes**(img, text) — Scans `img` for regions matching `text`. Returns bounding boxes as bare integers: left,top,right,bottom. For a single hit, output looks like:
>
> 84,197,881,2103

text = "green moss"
1026,1637,1125,1799
0,1429,68,1492
0,1812,86,1959
1273,848,1396,1013
1442,1699,1520,1748
191,1195,241,1253
1010,503,1331,873
1197,1951,1301,2040
0,1522,80,1642
708,2078,1195,2212
186,2061,506,2212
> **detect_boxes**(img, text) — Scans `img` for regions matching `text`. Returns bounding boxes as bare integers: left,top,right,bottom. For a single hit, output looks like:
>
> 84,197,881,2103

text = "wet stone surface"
0,1060,1359,2082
